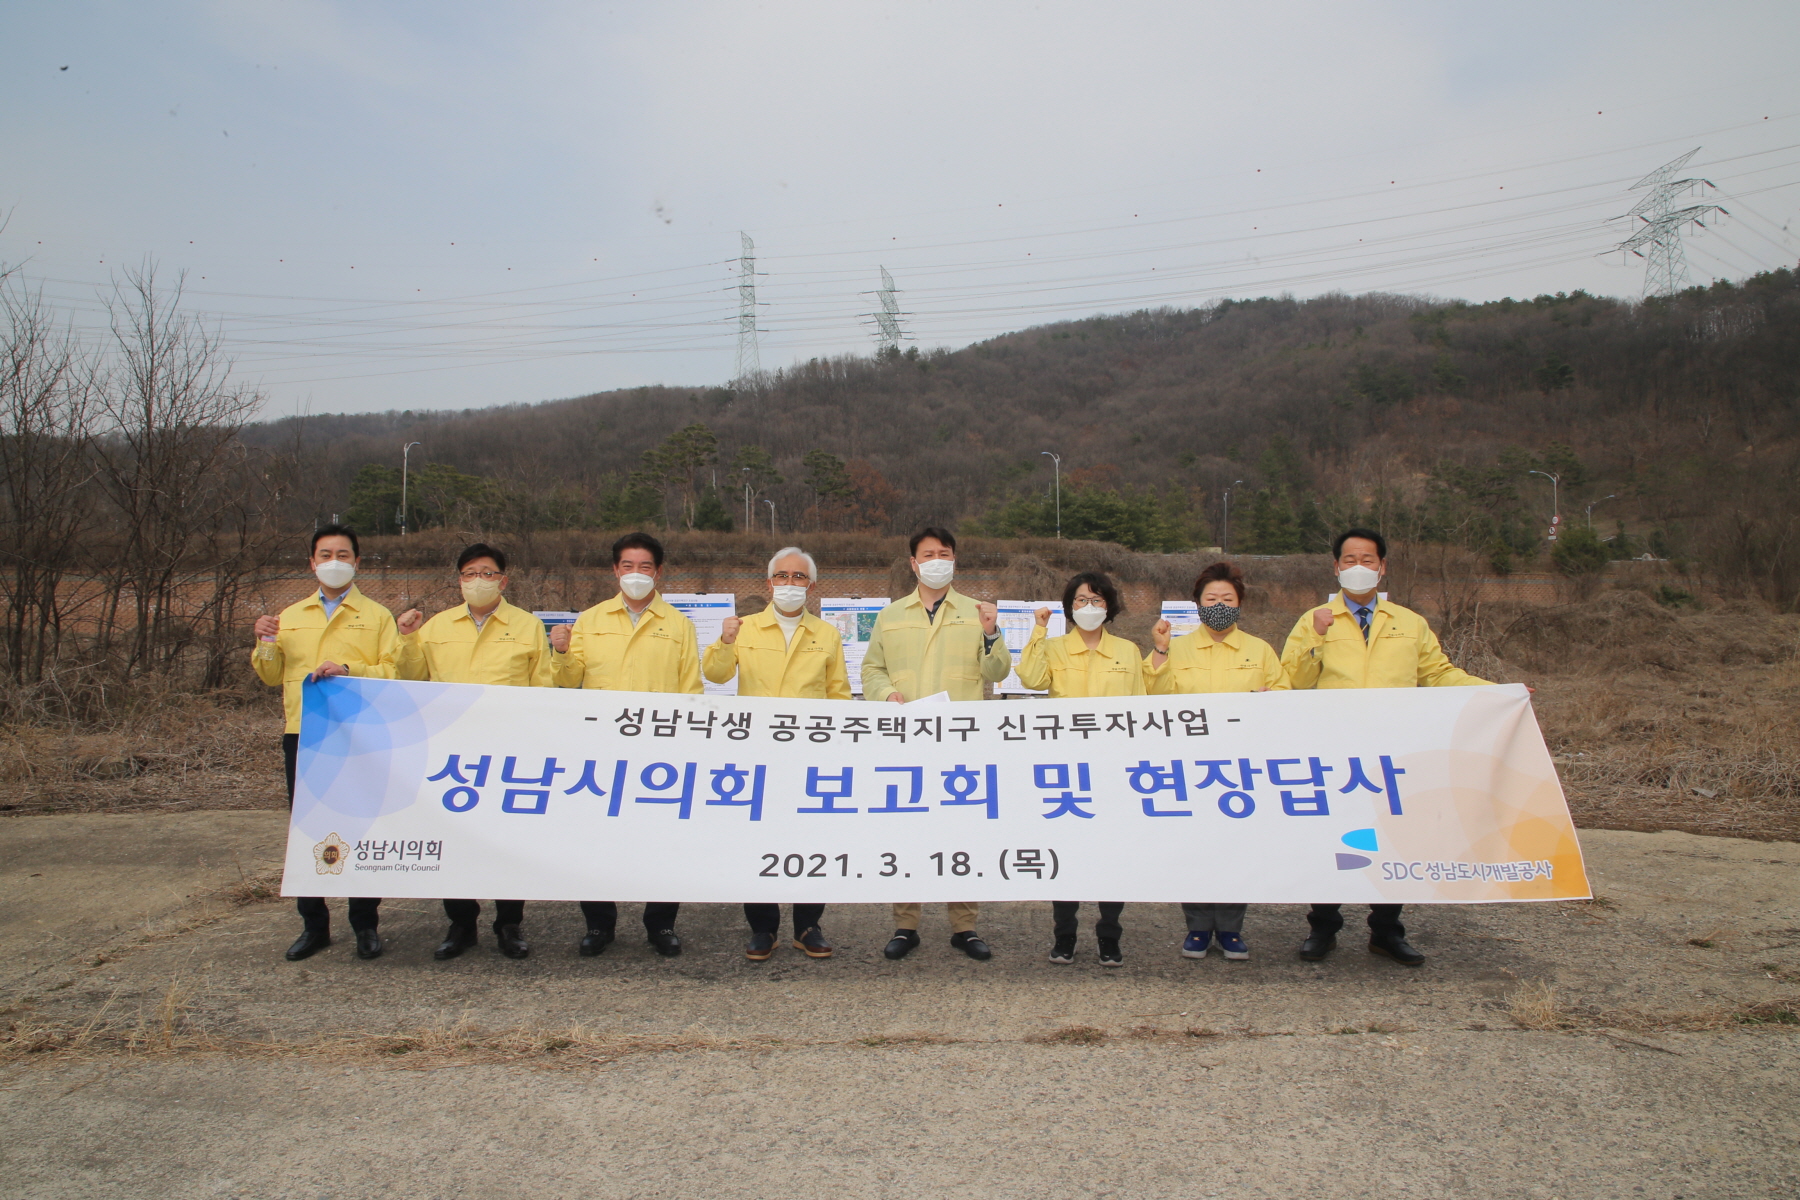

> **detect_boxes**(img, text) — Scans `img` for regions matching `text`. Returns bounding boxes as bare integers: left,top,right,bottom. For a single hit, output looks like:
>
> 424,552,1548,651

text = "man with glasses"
396,543,553,962
704,546,850,962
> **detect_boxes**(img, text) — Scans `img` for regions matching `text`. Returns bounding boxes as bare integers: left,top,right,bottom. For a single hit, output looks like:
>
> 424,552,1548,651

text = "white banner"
284,679,1589,905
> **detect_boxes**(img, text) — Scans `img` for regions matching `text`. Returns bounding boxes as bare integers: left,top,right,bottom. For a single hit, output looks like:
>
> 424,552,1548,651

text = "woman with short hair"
1017,570,1144,968
1146,560,1285,962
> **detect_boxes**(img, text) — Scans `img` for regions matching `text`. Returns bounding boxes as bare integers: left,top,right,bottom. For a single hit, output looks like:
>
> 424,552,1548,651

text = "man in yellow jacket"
549,531,700,957
396,542,553,963
704,546,849,962
251,525,399,963
861,527,1009,962
1278,527,1493,968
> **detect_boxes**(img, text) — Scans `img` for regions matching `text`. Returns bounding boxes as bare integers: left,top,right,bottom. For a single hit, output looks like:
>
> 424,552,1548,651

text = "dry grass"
1507,981,1576,1031
1026,1024,1108,1045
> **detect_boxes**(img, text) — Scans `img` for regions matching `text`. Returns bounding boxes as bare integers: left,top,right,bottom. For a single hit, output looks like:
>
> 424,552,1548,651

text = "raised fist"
548,624,572,653
1034,606,1052,628
1152,618,1172,653
977,601,998,636
720,616,741,644
1312,606,1335,636
397,608,425,636
253,614,280,641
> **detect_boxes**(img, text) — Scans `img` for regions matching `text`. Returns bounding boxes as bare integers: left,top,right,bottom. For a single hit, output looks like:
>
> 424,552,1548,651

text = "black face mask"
1197,603,1240,631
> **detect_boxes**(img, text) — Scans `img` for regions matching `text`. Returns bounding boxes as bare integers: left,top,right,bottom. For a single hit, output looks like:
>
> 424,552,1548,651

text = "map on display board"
662,594,738,696
819,597,889,694
995,600,1067,695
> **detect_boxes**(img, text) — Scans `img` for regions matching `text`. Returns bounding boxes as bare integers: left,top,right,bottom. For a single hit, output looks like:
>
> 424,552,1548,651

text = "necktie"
1357,606,1371,641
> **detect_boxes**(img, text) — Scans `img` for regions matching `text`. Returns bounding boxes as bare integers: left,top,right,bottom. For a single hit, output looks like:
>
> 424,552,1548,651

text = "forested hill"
250,268,1800,601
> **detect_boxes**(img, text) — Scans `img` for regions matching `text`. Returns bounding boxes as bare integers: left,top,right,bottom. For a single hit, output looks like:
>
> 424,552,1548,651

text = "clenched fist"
1151,618,1172,654
1034,606,1052,628
311,661,347,681
253,614,280,641
397,608,425,636
548,624,572,653
977,601,998,636
720,615,741,644
1312,606,1335,636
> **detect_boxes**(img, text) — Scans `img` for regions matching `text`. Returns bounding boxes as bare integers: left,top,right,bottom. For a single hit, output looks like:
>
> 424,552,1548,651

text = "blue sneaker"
1181,931,1211,959
1217,932,1250,960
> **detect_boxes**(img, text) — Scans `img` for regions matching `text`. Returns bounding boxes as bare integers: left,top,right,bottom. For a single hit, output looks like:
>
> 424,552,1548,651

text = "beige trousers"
892,902,979,934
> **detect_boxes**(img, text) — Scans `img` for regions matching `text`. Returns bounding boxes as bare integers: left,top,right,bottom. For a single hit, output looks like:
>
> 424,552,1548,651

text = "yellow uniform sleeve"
1415,622,1490,687
1143,651,1171,695
701,638,738,685
395,630,428,681
251,638,283,688
1258,638,1290,691
1122,643,1148,696
1015,627,1052,691
860,619,895,702
677,624,703,695
1278,611,1326,691
551,628,584,687
344,611,400,679
979,630,1011,683
825,638,852,701
525,621,556,688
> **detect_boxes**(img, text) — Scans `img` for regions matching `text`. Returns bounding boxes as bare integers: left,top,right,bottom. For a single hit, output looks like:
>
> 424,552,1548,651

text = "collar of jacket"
1192,626,1245,651
458,596,520,626
597,592,674,622
901,586,973,618
1065,628,1127,658
1330,592,1394,631
751,603,821,629
306,584,367,613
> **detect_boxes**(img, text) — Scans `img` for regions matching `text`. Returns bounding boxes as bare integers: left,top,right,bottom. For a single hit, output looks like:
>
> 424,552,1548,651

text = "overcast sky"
4,2,1798,417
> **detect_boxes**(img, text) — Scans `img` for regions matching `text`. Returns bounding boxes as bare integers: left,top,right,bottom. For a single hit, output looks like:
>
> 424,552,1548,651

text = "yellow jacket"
1147,627,1286,694
702,605,852,699
1279,595,1491,690
251,585,400,734
551,593,702,694
1016,627,1147,698
396,597,554,688
860,587,1010,702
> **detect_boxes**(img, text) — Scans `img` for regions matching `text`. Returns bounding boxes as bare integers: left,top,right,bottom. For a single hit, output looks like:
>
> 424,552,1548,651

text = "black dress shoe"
745,931,778,961
883,929,920,960
1299,932,1337,961
579,928,615,957
1369,934,1425,966
355,928,383,959
434,925,478,961
285,929,330,961
494,924,529,960
951,931,992,961
647,928,682,957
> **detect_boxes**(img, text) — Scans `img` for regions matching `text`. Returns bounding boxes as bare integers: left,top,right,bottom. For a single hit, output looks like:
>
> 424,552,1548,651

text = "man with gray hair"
704,545,850,961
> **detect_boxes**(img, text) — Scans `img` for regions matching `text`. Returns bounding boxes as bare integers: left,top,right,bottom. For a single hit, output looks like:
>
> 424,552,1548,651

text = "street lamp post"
1528,470,1562,539
1586,494,1618,529
741,467,752,531
762,498,776,535
400,441,421,536
1040,451,1062,538
1222,480,1244,553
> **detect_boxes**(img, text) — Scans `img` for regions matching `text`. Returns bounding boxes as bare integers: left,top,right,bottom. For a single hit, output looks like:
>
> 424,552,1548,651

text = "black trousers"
744,903,826,935
444,899,525,929
1307,903,1405,939
1052,901,1124,941
579,901,679,933
284,734,381,934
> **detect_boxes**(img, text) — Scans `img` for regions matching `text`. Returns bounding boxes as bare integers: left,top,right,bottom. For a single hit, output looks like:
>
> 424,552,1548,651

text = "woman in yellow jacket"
1016,571,1142,969
1145,560,1283,964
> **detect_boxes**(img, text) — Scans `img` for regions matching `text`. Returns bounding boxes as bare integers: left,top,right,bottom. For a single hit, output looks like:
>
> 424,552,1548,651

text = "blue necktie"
1356,606,1371,641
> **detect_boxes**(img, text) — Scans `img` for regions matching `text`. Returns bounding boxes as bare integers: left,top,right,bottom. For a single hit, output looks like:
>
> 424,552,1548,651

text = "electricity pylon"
1616,148,1729,298
869,266,905,354
734,232,761,391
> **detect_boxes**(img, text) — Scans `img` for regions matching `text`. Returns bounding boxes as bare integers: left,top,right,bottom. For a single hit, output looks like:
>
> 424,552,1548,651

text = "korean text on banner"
285,679,1590,906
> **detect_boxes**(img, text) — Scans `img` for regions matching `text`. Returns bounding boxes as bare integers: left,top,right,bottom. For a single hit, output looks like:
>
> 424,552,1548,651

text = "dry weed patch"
1026,1025,1108,1045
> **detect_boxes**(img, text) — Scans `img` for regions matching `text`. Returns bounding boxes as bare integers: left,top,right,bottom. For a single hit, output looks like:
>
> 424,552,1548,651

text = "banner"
282,680,1589,904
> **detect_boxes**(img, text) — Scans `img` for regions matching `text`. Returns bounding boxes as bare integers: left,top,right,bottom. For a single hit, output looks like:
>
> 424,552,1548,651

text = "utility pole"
400,441,421,536
762,498,777,535
741,467,752,531
1615,148,1729,298
1586,494,1617,529
869,266,906,356
1222,480,1243,553
1529,469,1562,540
734,233,761,394
1040,451,1062,538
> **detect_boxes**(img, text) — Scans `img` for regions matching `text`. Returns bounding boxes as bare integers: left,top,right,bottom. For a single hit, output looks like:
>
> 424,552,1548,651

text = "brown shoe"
793,926,834,958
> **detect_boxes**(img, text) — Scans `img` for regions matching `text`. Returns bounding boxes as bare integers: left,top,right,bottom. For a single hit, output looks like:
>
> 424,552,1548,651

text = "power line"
1615,148,1731,297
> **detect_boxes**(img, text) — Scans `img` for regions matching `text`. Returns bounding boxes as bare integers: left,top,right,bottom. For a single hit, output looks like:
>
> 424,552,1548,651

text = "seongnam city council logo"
313,833,350,875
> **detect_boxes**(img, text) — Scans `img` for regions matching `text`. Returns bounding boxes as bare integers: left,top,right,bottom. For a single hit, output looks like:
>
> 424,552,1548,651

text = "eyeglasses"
770,572,811,585
459,570,503,581
1072,596,1106,608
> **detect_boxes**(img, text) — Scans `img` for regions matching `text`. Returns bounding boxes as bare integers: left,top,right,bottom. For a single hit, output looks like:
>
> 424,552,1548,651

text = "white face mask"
916,558,955,589
460,578,502,609
314,559,356,589
771,585,809,614
618,572,656,601
1338,564,1383,593
1071,605,1107,632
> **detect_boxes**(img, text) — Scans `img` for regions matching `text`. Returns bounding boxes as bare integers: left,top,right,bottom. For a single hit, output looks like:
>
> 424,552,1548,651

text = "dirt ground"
1,809,1796,1200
